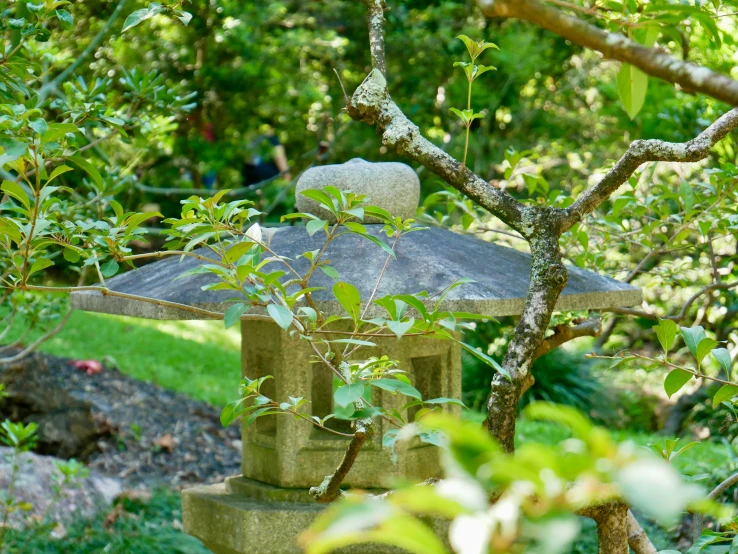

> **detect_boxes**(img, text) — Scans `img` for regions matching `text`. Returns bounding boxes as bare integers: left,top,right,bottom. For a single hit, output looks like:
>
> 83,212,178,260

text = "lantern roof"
71,224,641,320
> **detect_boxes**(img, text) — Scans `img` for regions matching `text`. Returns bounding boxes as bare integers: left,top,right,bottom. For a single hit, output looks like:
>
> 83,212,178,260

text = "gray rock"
0,447,121,529
0,355,109,460
295,158,420,223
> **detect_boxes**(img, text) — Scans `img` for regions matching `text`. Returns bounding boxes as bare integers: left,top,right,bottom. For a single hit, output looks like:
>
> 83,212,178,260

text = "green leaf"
41,123,80,144
29,119,48,136
298,306,317,323
456,34,498,60
47,165,73,185
1,180,31,211
695,338,718,368
664,369,693,398
474,64,496,79
122,4,164,32
100,259,119,278
68,156,104,190
330,338,376,347
55,9,74,30
300,189,337,213
363,206,393,222
220,399,244,427
680,181,694,213
617,62,648,119
63,247,80,263
711,348,732,374
306,219,328,237
459,341,510,380
224,303,248,328
713,385,738,409
370,378,422,400
0,139,27,168
267,304,293,331
353,232,396,258
334,383,365,408
28,258,53,277
653,319,678,354
224,241,253,264
124,211,162,235
424,397,466,407
680,326,706,358
320,265,339,280
333,282,361,324
175,10,193,26
387,319,414,339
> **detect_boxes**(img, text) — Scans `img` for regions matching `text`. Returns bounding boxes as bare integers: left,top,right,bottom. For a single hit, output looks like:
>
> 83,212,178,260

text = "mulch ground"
2,351,242,489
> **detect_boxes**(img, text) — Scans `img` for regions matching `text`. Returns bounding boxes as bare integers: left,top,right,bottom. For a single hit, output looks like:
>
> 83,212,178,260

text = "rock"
295,158,420,223
0,447,121,529
0,355,111,460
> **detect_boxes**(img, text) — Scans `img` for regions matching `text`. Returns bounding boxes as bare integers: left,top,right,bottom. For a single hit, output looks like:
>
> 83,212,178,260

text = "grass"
2,489,208,554
5,311,241,406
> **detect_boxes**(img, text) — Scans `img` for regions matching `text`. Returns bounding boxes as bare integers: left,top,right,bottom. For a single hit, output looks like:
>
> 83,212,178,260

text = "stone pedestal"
182,479,426,554
182,319,460,553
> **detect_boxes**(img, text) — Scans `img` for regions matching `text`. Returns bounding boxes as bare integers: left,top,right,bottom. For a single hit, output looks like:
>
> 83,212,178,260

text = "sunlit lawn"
5,310,242,406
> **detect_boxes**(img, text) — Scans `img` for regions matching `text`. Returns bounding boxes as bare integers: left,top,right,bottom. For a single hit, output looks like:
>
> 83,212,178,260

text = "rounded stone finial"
295,158,420,223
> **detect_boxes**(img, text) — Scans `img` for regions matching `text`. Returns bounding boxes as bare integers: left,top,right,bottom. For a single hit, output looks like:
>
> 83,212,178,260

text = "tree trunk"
485,221,568,451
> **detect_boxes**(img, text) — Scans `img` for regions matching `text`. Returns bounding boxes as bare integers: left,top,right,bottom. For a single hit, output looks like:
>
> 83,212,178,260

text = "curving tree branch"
564,108,738,229
348,69,527,233
477,0,738,106
534,317,601,359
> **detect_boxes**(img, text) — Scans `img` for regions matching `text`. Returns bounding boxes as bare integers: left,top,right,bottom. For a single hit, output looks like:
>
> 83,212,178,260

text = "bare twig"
603,280,738,322
587,352,737,388
0,310,73,366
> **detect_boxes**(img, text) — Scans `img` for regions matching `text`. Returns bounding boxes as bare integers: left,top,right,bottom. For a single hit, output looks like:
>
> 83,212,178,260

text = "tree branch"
709,470,738,501
579,501,630,554
534,317,601,359
348,69,527,233
477,0,738,106
0,309,73,366
693,471,738,540
603,280,738,322
309,426,371,503
627,510,658,554
564,108,738,228
359,0,387,76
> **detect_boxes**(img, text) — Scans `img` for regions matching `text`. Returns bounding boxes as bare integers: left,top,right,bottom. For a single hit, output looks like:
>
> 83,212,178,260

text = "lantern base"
182,476,403,554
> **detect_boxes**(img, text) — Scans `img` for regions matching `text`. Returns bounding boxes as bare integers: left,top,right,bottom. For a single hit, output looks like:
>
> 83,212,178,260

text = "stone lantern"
71,159,641,554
